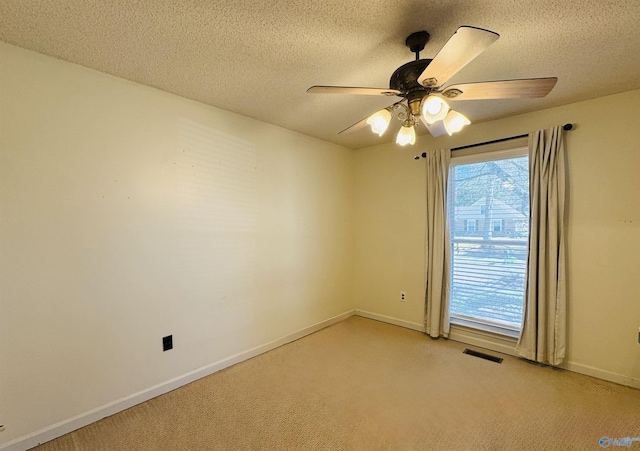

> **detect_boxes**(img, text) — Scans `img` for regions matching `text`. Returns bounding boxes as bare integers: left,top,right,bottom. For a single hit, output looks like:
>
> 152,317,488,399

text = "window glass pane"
448,154,529,331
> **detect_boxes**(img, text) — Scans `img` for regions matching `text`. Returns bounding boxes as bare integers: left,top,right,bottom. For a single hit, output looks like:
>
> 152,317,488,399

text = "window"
465,219,477,232
448,146,529,334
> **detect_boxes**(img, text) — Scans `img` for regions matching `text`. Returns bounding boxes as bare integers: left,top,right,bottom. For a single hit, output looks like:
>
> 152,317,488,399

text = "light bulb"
443,110,471,135
420,95,450,125
366,109,392,136
396,124,416,146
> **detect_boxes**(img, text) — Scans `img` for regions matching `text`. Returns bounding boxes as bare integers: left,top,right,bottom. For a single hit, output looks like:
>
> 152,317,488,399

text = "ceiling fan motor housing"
390,59,433,103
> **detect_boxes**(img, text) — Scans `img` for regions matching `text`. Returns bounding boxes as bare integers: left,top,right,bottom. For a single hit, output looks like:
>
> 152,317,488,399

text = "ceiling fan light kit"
366,108,392,136
396,122,417,146
421,95,450,124
443,110,471,135
307,26,558,146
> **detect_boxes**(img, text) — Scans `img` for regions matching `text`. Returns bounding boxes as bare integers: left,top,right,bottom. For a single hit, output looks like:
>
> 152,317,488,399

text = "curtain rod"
414,123,573,160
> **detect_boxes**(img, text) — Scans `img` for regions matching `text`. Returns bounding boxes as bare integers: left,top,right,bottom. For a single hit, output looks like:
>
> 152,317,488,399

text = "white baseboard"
561,361,640,390
354,310,640,391
353,310,517,356
354,309,424,332
5,309,638,450
0,310,356,451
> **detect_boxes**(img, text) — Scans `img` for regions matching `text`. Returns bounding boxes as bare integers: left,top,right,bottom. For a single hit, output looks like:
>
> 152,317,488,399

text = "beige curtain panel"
517,125,567,365
424,148,451,338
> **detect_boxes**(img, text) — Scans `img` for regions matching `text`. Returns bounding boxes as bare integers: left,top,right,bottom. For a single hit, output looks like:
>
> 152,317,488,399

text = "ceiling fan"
307,26,557,145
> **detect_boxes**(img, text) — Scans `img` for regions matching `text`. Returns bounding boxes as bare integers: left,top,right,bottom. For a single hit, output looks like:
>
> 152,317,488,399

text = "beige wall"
354,88,640,386
0,42,354,445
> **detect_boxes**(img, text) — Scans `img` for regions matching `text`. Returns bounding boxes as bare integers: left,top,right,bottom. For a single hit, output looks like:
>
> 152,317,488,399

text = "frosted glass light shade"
443,110,471,135
366,109,392,136
420,95,450,125
395,124,416,146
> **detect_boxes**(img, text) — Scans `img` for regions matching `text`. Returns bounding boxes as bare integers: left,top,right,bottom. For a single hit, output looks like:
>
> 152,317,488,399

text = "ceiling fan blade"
418,26,499,88
420,117,448,137
307,86,403,96
339,101,404,135
338,115,372,134
440,77,558,100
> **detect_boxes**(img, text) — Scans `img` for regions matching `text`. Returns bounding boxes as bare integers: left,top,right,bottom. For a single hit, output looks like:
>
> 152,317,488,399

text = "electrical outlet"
400,291,406,302
163,335,173,352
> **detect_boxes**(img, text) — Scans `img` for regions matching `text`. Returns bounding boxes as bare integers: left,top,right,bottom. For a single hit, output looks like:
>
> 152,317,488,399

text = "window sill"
450,316,520,339
448,318,519,357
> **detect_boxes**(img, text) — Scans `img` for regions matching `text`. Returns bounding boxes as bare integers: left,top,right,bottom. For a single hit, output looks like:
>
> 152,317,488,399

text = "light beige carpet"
33,316,640,450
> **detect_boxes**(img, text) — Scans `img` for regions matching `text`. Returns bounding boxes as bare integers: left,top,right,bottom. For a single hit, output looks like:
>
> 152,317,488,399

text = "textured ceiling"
2,1,640,149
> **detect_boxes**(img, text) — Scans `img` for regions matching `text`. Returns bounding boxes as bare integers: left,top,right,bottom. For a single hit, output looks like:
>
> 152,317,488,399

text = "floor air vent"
463,349,503,364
